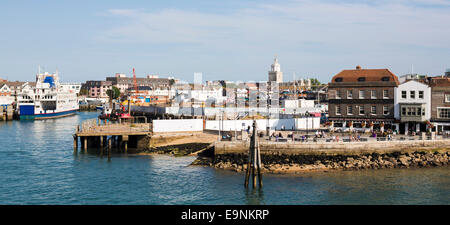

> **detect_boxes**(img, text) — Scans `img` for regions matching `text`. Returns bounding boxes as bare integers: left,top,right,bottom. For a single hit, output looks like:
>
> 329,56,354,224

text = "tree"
79,88,88,96
310,78,321,86
107,86,121,100
169,79,175,86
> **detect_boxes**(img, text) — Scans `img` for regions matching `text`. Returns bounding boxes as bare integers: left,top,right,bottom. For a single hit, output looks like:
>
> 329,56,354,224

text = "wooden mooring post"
73,135,78,153
244,120,263,188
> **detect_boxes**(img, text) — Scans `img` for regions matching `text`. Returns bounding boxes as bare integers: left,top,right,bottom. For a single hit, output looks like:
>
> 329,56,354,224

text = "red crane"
132,67,141,95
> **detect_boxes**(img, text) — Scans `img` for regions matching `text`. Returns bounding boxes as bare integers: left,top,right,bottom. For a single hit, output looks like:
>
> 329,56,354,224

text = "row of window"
336,89,389,99
401,90,424,99
401,107,425,116
335,105,389,116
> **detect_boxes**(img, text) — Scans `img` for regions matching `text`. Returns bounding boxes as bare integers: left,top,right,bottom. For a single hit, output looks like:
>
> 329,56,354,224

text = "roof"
331,66,399,84
0,81,27,88
429,77,450,87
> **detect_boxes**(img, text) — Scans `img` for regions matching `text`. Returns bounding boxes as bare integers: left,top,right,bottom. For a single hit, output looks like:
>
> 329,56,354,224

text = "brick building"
106,74,170,94
429,77,450,133
82,80,112,98
328,65,399,132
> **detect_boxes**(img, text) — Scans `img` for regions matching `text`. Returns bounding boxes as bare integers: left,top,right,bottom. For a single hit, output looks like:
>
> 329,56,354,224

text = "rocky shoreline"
191,150,450,174
140,142,212,156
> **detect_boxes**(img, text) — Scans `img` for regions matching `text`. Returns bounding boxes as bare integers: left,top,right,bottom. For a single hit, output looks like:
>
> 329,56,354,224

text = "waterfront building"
268,57,283,83
82,80,112,99
0,83,11,96
328,65,399,132
0,81,35,102
429,76,450,133
106,73,171,94
394,80,431,134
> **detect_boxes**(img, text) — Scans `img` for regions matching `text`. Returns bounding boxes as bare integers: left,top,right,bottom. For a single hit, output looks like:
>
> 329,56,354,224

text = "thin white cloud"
97,0,450,51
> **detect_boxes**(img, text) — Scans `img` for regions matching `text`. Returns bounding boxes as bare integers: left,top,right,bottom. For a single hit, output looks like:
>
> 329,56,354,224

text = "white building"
281,99,315,108
60,83,82,95
394,80,431,134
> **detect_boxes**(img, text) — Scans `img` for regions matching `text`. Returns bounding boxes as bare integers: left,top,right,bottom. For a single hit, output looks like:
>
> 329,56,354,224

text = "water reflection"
245,188,265,205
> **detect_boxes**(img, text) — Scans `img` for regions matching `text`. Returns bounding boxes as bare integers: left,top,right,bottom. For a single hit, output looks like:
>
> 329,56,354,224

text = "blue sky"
1,0,449,83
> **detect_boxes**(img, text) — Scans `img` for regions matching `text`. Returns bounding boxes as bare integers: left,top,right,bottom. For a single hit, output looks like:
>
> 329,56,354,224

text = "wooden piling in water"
73,135,78,153
83,137,87,152
108,137,112,159
244,120,263,189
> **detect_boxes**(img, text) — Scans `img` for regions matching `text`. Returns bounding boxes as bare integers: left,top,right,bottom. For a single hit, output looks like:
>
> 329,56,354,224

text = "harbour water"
0,112,448,204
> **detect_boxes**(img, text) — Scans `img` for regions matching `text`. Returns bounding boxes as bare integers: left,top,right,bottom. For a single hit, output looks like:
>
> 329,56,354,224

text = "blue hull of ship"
20,109,78,120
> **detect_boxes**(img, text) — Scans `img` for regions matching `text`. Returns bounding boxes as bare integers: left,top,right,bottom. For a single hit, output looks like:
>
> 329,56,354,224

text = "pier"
73,118,152,155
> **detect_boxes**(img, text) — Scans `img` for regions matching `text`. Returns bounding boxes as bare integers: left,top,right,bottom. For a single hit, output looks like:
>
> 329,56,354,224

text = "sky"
0,0,449,83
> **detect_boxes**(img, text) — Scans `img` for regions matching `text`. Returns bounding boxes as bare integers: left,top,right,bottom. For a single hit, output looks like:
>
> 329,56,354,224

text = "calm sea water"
0,112,448,205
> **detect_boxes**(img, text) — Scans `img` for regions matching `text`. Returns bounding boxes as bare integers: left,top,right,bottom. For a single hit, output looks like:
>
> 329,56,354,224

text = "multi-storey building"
394,80,431,134
106,74,170,94
82,80,112,98
328,65,399,132
429,76,450,133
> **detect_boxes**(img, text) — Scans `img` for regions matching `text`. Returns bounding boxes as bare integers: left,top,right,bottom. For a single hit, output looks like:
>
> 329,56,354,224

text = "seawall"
194,140,450,173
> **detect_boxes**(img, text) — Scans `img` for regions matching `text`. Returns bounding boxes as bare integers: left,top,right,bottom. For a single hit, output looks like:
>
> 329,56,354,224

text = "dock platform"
73,118,152,154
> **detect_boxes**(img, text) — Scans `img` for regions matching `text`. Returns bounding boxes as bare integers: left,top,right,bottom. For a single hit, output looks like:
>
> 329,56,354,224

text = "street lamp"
306,110,309,136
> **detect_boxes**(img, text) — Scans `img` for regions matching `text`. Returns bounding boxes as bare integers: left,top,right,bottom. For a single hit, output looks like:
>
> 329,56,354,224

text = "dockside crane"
133,67,139,94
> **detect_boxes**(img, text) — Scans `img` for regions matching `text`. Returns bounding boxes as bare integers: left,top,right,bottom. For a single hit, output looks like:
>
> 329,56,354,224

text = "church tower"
268,57,283,83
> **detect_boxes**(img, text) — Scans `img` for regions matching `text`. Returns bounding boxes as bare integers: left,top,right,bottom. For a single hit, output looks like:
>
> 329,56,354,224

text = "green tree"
79,88,88,96
107,86,121,100
310,78,321,86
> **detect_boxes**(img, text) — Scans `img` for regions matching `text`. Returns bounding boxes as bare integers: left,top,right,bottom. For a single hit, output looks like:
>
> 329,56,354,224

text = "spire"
271,56,280,72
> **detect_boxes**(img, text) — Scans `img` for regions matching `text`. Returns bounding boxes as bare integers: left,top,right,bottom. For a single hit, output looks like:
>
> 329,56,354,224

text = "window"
381,77,390,81
419,91,424,99
417,108,422,116
336,105,341,115
402,91,407,99
357,77,366,82
359,106,365,115
347,90,353,99
359,90,365,99
347,106,353,115
402,107,406,116
410,91,415,99
438,108,450,118
445,94,450,103
371,90,377,99
371,106,376,115
336,90,341,99
383,106,389,115
335,78,343,82
383,90,389,99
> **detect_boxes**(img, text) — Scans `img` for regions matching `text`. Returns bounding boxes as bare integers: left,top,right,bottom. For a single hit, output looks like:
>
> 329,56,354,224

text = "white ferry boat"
17,70,79,119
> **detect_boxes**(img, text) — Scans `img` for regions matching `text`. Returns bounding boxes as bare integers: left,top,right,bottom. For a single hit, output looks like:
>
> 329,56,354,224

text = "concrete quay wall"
215,139,450,156
209,140,450,173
